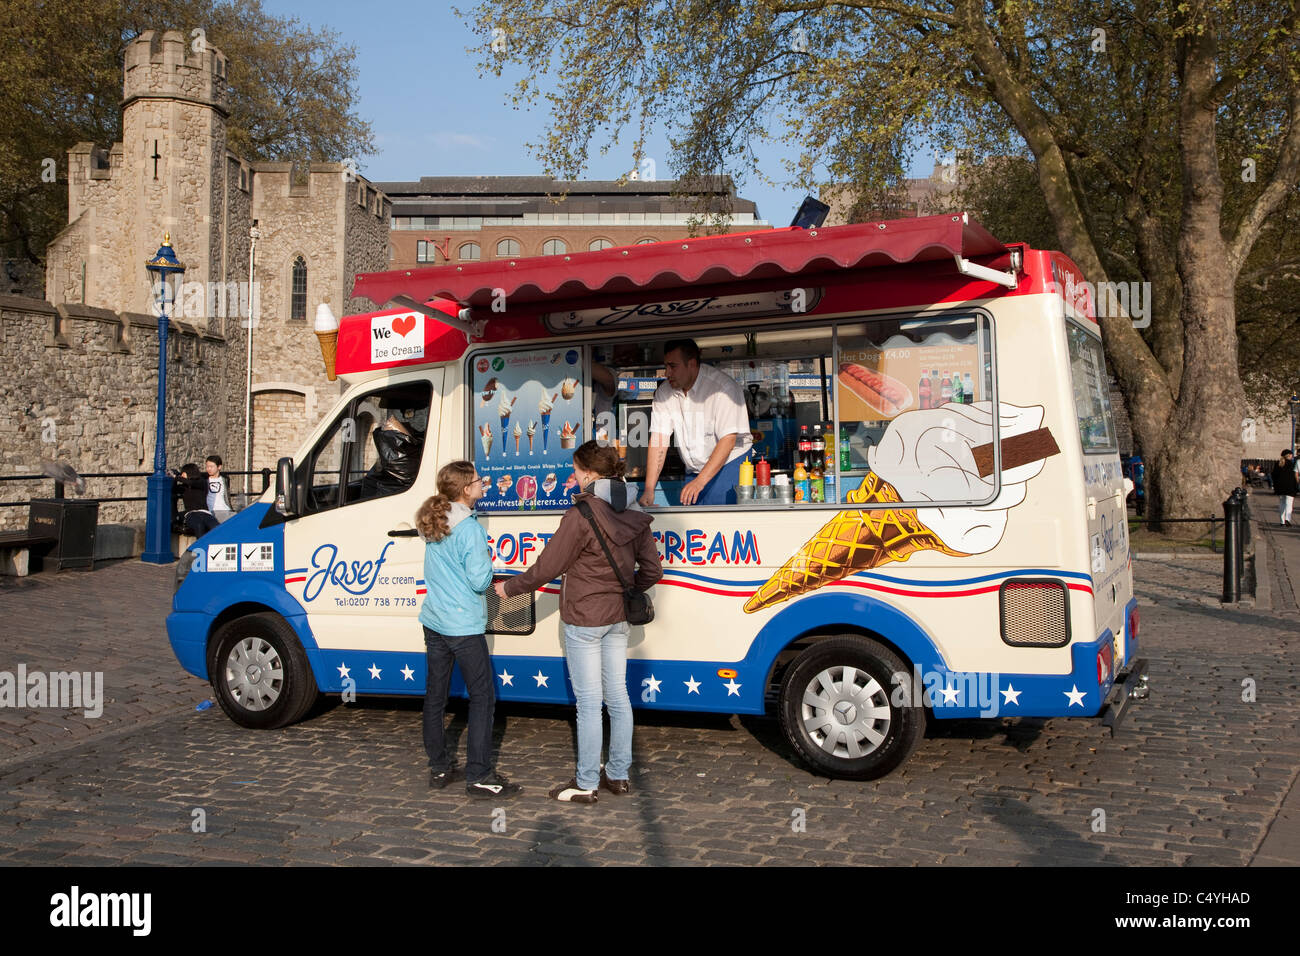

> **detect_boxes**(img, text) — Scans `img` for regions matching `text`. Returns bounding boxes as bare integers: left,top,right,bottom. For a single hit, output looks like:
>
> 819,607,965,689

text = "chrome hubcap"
801,665,892,759
225,637,284,711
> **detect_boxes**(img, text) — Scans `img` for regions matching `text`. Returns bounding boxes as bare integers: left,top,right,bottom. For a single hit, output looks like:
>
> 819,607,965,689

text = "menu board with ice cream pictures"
471,346,584,512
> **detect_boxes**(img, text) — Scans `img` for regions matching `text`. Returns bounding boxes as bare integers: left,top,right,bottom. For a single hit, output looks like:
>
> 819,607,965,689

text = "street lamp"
1291,393,1300,455
141,233,186,564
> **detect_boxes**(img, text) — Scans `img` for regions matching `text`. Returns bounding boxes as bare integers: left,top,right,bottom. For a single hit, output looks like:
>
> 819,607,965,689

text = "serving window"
577,310,1000,511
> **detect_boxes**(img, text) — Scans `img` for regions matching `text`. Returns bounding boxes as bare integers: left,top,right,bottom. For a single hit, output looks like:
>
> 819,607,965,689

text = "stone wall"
345,180,392,315
251,390,308,473
0,294,246,531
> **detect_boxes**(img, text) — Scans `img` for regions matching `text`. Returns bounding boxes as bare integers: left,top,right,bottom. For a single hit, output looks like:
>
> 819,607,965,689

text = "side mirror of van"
275,456,298,516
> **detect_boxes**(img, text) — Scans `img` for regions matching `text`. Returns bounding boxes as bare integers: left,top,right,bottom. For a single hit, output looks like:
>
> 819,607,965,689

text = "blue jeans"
563,621,633,790
423,627,496,783
684,453,745,506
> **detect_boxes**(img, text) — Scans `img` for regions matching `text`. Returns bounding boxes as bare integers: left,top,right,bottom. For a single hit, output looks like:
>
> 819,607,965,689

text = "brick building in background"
378,176,769,271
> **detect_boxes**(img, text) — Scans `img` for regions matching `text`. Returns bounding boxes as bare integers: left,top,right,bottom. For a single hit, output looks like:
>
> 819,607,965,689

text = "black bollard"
1222,489,1243,603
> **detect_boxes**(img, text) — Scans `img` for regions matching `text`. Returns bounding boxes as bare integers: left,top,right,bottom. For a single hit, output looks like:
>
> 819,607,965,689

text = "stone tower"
47,30,236,318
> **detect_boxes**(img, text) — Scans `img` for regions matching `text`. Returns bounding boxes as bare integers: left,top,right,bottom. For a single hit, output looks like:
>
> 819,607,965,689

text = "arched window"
459,242,481,261
290,255,307,321
496,238,521,257
542,238,567,256
635,237,658,245
588,238,614,251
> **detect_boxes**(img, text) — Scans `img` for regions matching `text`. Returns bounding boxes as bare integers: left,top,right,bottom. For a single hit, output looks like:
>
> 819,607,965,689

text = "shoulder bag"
576,499,655,625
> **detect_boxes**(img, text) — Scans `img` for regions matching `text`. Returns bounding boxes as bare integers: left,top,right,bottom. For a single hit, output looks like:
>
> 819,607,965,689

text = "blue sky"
261,0,930,224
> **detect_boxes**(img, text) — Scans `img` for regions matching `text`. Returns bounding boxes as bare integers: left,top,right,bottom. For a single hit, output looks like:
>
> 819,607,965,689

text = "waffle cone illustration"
315,330,338,381
743,472,964,613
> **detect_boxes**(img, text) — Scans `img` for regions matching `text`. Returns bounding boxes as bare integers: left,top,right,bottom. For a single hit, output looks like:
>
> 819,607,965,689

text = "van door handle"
388,528,420,537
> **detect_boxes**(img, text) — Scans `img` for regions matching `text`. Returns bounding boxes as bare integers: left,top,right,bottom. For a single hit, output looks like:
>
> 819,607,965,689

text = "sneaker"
466,772,521,800
428,767,459,790
599,769,630,795
548,778,598,803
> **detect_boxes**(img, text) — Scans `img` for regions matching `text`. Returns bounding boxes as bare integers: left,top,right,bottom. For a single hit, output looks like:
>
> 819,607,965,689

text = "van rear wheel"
778,636,924,780
211,613,318,729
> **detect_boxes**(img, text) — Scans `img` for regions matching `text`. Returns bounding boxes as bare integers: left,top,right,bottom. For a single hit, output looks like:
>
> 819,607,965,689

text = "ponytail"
416,494,453,541
416,460,480,541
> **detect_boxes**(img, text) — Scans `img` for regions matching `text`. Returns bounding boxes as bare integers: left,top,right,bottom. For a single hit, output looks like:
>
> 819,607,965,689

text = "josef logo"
476,357,490,374
303,541,394,601
491,356,505,371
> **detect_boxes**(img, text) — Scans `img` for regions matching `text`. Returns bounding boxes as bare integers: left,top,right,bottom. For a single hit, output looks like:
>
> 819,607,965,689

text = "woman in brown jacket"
495,441,662,803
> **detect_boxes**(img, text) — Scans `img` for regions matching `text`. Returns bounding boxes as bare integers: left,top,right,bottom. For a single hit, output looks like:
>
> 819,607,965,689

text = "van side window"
300,382,433,514
1066,322,1118,453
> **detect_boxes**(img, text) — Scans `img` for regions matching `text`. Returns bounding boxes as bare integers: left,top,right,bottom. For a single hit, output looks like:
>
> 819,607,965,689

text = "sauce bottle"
739,454,755,486
755,455,771,486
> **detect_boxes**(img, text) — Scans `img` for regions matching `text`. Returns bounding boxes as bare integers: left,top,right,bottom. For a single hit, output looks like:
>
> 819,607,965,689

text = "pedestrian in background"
416,461,521,799
1272,450,1298,526
497,440,662,803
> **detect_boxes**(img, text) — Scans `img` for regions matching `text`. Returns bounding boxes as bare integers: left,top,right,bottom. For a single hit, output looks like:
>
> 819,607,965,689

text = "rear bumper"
1100,657,1150,734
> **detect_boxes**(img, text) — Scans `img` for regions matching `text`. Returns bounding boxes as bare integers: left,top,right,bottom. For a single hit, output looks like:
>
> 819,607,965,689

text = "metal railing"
0,468,273,509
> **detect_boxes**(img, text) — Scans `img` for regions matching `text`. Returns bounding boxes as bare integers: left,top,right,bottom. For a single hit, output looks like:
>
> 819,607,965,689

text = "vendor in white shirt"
639,339,752,507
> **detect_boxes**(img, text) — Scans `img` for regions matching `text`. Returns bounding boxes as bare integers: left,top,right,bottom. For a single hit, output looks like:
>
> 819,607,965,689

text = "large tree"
0,0,374,290
460,0,1300,526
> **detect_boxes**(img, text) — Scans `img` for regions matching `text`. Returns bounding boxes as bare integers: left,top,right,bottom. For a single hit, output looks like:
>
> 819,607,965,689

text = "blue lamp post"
142,233,186,564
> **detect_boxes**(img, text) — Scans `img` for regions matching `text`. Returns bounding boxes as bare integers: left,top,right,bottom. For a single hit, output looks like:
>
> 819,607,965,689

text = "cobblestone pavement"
0,557,1296,866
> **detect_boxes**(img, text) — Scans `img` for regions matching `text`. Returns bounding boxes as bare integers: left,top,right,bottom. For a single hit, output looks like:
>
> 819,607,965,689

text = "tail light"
1096,643,1113,685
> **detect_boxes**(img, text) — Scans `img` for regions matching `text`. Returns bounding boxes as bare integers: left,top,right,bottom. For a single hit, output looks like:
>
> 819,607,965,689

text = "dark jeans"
422,627,496,783
184,511,218,537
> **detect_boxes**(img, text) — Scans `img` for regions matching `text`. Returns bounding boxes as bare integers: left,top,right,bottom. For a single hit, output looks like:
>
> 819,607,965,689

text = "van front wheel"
778,636,924,780
211,613,318,729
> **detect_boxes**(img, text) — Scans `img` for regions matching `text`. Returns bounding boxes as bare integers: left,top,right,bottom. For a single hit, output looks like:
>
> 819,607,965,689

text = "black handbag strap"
576,499,633,592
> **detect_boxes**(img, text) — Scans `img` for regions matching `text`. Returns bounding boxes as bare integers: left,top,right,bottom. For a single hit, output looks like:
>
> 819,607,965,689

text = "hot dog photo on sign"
838,363,912,419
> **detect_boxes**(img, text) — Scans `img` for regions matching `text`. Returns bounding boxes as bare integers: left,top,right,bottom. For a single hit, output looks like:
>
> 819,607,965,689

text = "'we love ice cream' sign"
370,311,425,364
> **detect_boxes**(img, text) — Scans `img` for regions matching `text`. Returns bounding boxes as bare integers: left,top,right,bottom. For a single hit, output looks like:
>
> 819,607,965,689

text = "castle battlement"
123,29,229,115
251,163,390,221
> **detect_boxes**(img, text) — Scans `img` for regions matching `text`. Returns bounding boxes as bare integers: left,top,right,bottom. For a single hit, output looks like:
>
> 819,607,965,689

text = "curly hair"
415,460,479,541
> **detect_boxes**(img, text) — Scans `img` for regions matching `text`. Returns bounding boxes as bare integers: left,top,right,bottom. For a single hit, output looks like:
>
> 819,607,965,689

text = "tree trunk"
1145,16,1245,535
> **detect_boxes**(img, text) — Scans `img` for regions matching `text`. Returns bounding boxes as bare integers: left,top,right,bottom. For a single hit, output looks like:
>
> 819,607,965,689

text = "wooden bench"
0,531,57,577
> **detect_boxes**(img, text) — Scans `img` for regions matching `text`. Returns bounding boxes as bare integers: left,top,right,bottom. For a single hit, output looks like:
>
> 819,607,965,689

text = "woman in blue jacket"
416,460,520,799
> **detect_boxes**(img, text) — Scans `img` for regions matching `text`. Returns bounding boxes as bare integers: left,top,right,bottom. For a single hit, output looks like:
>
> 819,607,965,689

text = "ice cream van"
166,211,1149,779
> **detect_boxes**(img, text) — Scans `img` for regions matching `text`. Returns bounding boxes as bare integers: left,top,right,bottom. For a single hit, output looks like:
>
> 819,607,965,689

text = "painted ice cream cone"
498,394,515,456
478,423,493,458
539,393,556,452
743,472,964,613
513,422,522,455
743,403,1060,614
527,421,536,454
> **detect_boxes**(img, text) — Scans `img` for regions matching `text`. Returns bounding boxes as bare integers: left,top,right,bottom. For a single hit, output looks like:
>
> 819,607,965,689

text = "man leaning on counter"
639,338,753,507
